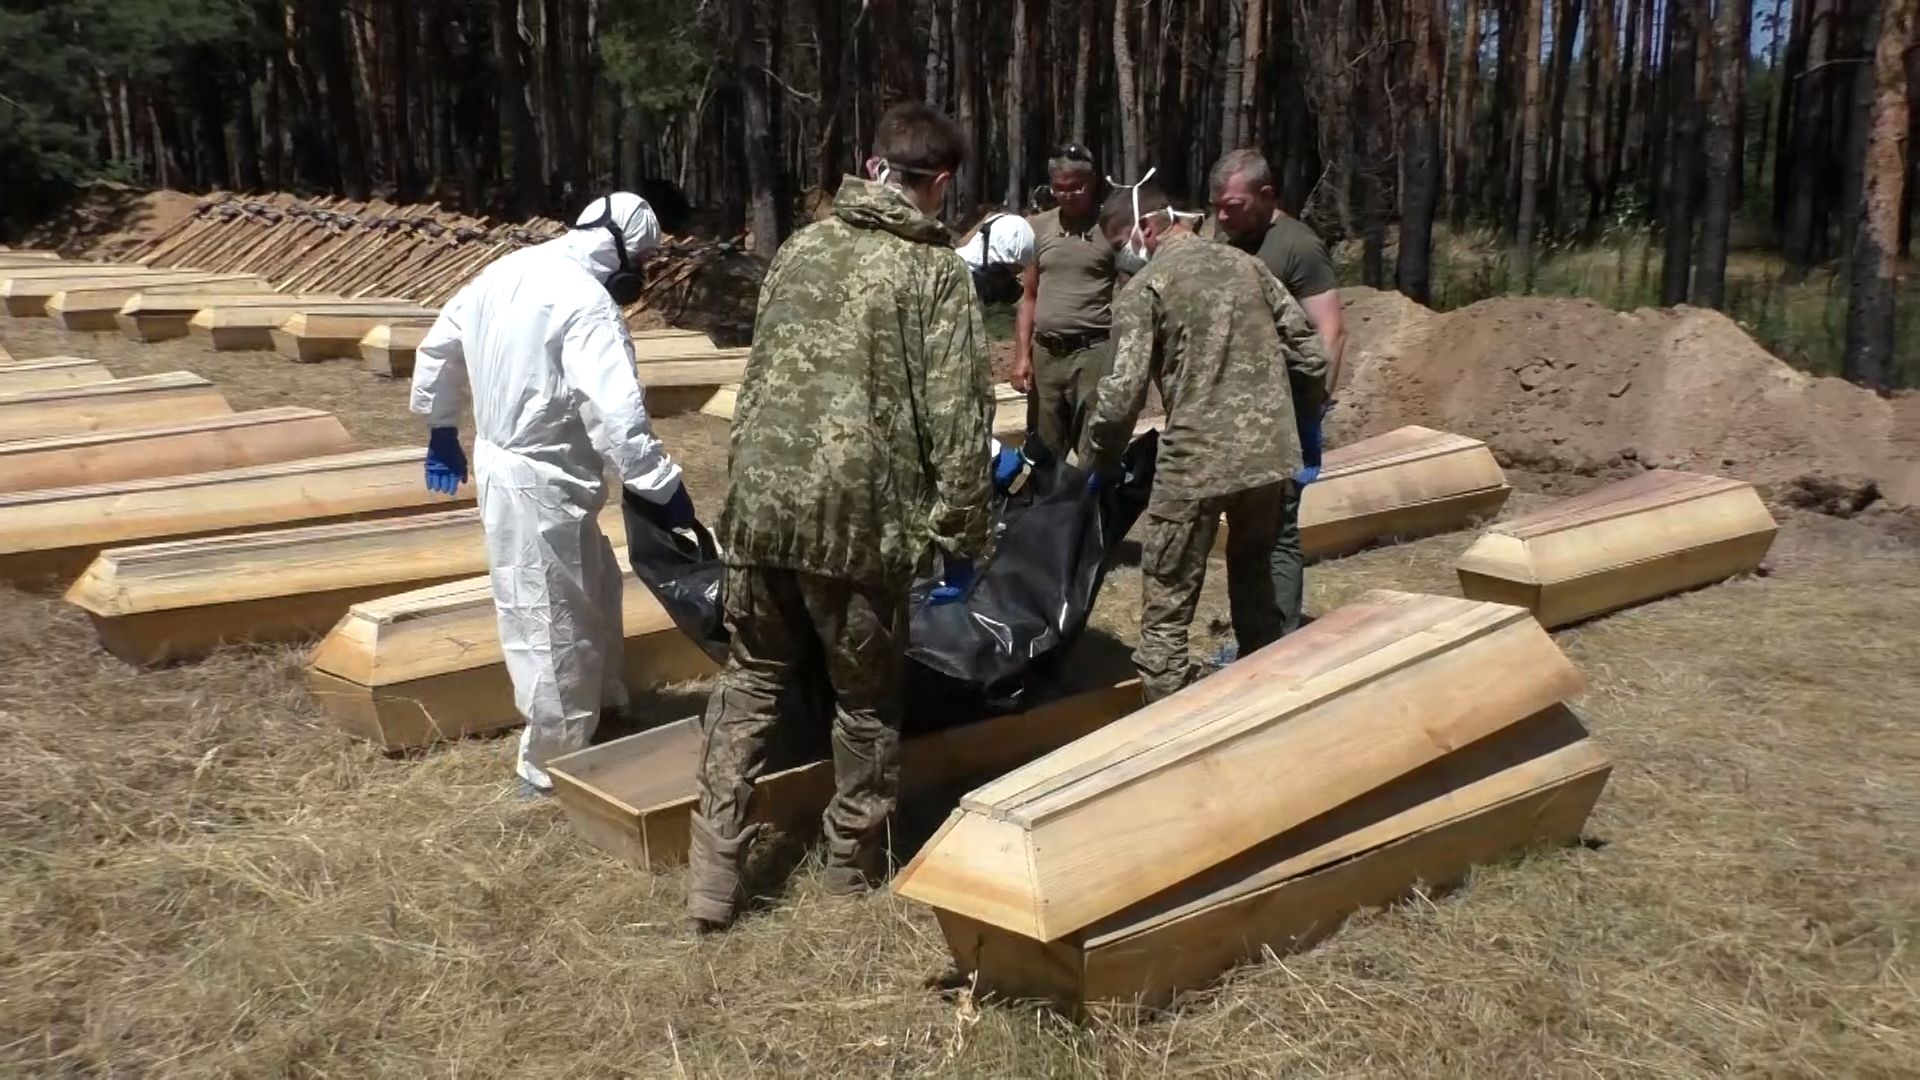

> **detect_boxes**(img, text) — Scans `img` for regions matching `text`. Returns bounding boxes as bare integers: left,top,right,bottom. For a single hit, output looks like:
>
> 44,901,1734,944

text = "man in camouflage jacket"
688,103,994,931
1079,181,1331,703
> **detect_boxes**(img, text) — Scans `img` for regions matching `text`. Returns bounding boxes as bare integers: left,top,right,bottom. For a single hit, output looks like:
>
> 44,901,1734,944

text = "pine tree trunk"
1844,0,1913,389
1239,0,1266,153
1583,0,1615,236
1693,0,1748,308
1491,0,1519,233
1450,0,1483,227
309,0,369,198
1113,0,1145,180
1774,0,1809,230
1072,0,1095,146
1515,0,1545,283
493,0,543,215
925,0,947,108
1840,5,1877,262
953,0,983,212
234,61,263,190
821,0,848,189
1398,0,1445,302
1659,0,1702,304
1009,0,1031,206
1544,0,1583,235
1785,0,1836,279
1219,0,1246,150
733,0,782,254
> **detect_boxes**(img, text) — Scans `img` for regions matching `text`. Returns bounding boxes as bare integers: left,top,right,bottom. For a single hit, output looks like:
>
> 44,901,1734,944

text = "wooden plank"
190,300,429,351
631,329,718,359
0,407,354,495
891,590,1588,942
307,567,714,750
44,275,271,331
0,251,71,265
0,448,472,587
548,680,1146,871
272,307,440,362
114,292,349,343
1456,469,1780,627
0,357,113,394
700,380,1024,432
0,373,231,444
638,354,751,416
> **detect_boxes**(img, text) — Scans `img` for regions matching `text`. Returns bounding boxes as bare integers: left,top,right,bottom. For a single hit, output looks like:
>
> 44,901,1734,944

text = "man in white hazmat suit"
410,192,696,796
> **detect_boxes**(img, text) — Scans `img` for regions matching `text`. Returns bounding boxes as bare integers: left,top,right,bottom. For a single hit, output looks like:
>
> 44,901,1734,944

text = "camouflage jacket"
1079,231,1331,502
720,178,994,590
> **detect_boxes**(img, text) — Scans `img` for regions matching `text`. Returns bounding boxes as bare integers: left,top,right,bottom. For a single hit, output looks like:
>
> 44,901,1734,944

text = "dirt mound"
15,183,200,259
1333,288,1920,520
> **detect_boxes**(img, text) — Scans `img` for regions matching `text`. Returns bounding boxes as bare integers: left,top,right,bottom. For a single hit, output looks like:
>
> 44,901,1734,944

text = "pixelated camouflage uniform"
688,178,995,925
1079,231,1330,703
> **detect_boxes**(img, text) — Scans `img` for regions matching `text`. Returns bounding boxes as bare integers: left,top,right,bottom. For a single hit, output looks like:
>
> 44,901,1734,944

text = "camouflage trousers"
1136,480,1303,703
1028,336,1111,459
686,565,908,925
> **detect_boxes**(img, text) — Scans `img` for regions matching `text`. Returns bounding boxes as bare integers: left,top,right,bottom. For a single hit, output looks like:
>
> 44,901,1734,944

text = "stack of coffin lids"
892,590,1611,1009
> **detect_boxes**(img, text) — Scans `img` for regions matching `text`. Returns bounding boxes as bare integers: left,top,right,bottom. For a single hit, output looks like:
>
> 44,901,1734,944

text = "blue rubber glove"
425,427,468,495
927,556,974,605
661,482,697,529
992,446,1030,494
1294,400,1325,487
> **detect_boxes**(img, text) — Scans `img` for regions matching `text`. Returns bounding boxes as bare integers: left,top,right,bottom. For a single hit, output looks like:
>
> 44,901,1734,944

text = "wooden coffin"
632,329,718,358
698,385,740,420
638,353,750,416
115,292,345,342
0,251,70,265
0,357,113,394
548,679,1146,872
190,300,424,351
0,373,232,444
0,407,354,495
307,568,714,750
1296,426,1511,558
0,345,9,362
357,321,435,377
1455,469,1779,628
894,591,1593,952
2,270,252,318
70,510,485,665
699,380,1025,434
44,275,270,331
0,448,472,586
272,306,440,362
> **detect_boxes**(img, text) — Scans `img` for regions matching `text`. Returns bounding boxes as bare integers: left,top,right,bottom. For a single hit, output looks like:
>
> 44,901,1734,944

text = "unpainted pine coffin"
0,251,70,264
66,504,589,665
930,708,1611,1009
0,372,232,444
891,590,1587,943
631,329,718,359
357,321,434,377
0,357,113,394
272,306,440,362
697,379,1023,432
116,293,348,343
45,275,271,331
698,385,740,420
191,301,427,351
307,566,713,750
639,353,751,416
2,270,252,318
0,448,473,586
0,407,354,495
1456,469,1779,628
0,345,10,361
548,680,1145,872
1295,426,1511,558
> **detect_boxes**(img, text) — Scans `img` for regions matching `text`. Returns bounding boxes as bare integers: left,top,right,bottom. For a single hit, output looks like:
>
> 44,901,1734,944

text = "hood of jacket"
833,178,952,245
538,192,662,282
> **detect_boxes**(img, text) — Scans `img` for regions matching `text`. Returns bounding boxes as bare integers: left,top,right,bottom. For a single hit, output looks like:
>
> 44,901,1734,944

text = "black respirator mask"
575,199,646,306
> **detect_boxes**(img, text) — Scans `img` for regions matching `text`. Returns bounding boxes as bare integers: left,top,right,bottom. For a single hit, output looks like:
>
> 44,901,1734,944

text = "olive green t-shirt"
1224,213,1338,302
1029,207,1117,336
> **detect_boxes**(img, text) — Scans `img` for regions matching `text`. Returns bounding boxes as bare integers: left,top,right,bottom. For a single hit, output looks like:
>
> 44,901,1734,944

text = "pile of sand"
15,183,201,258
1333,288,1920,520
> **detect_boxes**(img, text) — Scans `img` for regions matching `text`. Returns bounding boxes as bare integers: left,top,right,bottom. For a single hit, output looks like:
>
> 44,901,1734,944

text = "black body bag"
621,431,1158,734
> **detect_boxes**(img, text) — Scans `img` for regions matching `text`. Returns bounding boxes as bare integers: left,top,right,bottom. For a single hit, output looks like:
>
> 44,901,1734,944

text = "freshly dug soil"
1333,289,1920,522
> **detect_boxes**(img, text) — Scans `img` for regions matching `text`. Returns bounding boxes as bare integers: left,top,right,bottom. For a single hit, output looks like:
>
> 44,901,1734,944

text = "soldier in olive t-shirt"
1012,147,1119,457
1226,213,1339,307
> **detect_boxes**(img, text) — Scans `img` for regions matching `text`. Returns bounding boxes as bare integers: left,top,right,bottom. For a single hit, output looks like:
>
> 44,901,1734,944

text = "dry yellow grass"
2,322,1917,1076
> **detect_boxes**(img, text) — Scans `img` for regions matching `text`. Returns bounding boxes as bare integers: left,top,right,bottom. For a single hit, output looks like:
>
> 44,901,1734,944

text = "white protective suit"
410,193,683,789
955,211,1037,272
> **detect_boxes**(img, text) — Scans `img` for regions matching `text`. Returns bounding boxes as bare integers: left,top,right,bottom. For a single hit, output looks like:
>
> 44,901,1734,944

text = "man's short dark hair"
1099,181,1173,236
872,102,968,177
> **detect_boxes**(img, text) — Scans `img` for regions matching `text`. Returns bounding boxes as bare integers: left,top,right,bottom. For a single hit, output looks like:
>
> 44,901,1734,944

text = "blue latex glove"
425,427,468,495
992,446,1030,494
1294,400,1325,486
927,556,974,606
661,482,697,529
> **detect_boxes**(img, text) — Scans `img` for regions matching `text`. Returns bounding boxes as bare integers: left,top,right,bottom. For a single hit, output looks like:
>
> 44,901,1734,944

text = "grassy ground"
1348,224,1920,389
2,321,1918,1076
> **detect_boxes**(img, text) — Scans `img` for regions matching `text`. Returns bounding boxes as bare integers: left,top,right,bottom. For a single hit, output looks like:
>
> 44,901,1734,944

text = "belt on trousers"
1033,329,1109,354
